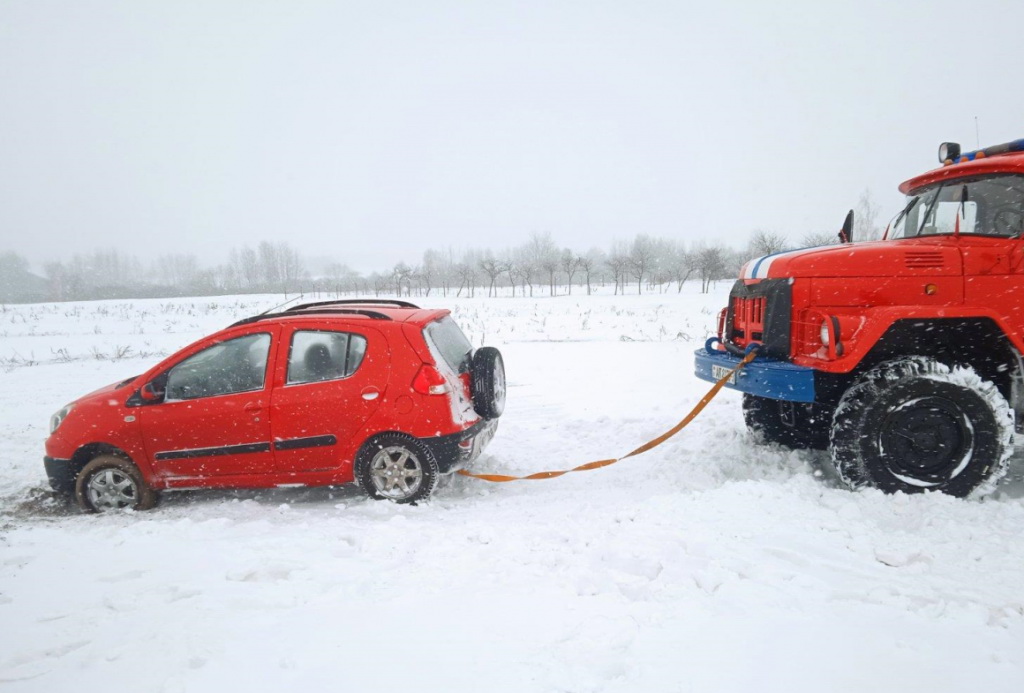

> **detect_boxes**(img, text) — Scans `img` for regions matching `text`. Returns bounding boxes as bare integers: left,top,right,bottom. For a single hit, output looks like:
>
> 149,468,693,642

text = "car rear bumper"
693,347,816,403
422,418,499,473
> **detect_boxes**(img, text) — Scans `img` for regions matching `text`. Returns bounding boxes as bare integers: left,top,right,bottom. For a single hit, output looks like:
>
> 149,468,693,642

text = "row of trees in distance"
1,192,882,303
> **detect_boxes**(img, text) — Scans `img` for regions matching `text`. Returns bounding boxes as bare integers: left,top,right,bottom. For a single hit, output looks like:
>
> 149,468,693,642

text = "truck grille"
730,296,766,344
725,279,791,359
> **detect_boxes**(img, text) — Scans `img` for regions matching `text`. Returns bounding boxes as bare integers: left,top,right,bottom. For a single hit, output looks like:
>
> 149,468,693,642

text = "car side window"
287,330,368,385
165,333,271,401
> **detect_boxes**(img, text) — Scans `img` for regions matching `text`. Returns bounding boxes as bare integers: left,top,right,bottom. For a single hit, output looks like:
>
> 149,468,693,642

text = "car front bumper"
44,456,75,494
693,347,815,403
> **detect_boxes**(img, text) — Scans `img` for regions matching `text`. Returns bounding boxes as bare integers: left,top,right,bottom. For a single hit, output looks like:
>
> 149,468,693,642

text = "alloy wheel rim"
87,468,139,511
370,446,423,500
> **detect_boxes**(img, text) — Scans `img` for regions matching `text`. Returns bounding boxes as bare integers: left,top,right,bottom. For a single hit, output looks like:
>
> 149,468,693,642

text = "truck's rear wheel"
742,394,831,450
829,357,1013,497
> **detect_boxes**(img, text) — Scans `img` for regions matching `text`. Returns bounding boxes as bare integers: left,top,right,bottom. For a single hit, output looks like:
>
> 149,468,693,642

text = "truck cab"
695,139,1024,497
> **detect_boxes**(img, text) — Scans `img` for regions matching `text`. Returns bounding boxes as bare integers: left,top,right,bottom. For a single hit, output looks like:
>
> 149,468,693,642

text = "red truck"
695,139,1024,497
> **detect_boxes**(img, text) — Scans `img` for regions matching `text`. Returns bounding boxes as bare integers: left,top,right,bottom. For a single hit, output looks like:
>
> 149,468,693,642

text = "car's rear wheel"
355,434,439,504
75,455,157,513
471,346,506,420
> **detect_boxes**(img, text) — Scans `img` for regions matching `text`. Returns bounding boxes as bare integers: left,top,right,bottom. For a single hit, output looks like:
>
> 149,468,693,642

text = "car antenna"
257,293,304,316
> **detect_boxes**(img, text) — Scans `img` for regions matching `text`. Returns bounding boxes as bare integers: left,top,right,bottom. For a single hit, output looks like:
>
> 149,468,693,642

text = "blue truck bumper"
693,346,816,403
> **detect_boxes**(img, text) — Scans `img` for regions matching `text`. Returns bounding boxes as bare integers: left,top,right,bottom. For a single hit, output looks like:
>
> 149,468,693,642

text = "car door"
139,328,278,479
269,325,390,473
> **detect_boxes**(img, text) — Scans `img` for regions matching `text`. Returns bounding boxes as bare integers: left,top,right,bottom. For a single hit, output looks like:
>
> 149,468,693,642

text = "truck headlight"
820,321,830,347
49,405,74,434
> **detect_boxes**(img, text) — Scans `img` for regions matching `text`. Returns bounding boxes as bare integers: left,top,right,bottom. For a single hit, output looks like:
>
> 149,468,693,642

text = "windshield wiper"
890,196,920,237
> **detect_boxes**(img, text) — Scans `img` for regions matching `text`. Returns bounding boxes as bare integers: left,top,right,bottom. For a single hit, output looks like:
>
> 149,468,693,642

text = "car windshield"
890,174,1024,239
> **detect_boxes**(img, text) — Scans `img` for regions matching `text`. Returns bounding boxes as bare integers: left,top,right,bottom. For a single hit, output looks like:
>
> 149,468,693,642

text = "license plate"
711,364,737,385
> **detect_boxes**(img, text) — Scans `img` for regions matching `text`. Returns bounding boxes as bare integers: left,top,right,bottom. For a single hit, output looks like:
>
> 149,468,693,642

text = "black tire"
829,357,1013,497
354,434,439,504
75,455,158,513
471,346,506,420
742,394,832,450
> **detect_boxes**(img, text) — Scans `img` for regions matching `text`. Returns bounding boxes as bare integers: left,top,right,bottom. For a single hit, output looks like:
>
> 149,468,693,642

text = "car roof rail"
285,298,421,312
230,308,392,327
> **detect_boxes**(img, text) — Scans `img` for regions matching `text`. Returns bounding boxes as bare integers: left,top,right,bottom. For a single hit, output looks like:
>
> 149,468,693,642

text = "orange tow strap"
457,349,758,483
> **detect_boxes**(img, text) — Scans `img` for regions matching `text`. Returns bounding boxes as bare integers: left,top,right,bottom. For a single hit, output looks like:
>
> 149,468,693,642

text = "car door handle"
361,388,380,401
243,402,263,413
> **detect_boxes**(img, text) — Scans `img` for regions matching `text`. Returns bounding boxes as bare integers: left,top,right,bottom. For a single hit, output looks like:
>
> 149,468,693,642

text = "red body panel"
45,307,488,491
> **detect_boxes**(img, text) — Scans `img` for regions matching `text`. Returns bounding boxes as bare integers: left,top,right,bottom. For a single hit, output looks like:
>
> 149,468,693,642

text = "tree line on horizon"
0,230,819,304
1,191,882,304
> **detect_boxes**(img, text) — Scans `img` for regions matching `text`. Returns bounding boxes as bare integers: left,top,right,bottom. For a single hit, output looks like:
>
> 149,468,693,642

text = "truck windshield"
890,174,1024,239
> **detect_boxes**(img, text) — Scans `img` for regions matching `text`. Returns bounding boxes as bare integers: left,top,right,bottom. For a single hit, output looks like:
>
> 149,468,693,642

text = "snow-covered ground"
1,287,1022,692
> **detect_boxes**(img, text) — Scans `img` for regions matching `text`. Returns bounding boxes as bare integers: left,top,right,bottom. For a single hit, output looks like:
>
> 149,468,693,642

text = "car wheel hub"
87,469,138,511
370,446,423,500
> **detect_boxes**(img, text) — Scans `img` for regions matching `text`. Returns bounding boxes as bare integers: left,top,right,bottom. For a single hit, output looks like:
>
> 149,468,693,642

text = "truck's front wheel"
829,357,1013,497
742,394,831,450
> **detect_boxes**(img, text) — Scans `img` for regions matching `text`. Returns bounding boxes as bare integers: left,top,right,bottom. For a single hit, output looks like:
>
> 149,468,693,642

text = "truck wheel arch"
858,318,1024,428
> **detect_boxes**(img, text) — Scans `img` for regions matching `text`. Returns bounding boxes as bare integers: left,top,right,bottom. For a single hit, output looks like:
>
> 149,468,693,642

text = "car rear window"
424,317,472,373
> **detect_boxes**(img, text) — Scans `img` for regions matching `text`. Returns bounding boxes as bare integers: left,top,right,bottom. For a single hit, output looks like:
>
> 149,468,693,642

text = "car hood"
740,240,962,279
73,376,138,407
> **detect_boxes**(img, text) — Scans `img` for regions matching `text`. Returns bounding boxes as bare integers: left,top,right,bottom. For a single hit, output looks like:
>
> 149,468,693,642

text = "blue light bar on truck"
940,138,1024,164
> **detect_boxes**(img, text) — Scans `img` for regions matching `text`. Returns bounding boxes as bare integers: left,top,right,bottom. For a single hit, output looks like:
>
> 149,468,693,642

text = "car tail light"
412,364,451,395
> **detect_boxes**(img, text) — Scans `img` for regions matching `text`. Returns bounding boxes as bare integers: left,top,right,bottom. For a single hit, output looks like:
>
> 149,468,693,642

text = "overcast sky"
2,0,1024,273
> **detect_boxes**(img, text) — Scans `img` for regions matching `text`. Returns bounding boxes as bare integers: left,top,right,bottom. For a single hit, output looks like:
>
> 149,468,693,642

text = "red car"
44,300,505,511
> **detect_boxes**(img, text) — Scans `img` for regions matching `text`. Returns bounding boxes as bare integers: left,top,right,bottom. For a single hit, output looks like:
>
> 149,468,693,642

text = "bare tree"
478,255,502,297
392,262,413,296
154,253,200,289
230,246,260,290
628,235,657,295
370,272,388,297
667,244,694,293
421,249,442,297
560,249,581,295
854,189,883,241
801,230,839,247
747,230,789,259
539,254,559,297
578,248,604,296
501,256,519,298
527,232,560,297
515,247,537,297
606,250,628,295
455,262,476,298
695,245,726,293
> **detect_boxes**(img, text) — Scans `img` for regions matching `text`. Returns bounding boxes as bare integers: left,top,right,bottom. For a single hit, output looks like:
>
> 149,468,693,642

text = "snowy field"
1,287,1023,692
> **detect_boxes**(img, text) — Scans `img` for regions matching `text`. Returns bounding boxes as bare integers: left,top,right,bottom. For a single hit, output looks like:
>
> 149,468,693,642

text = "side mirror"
140,382,163,402
839,209,854,244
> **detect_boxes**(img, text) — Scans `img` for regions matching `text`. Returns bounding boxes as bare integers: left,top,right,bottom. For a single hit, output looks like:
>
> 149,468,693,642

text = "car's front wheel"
75,455,158,513
355,434,439,504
